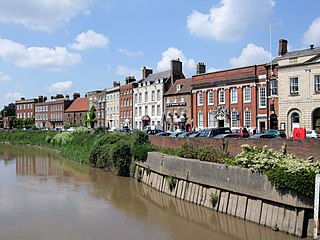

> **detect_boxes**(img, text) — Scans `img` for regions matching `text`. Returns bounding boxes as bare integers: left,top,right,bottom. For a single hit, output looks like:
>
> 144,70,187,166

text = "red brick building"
191,64,268,133
119,76,137,129
16,97,43,120
64,97,89,126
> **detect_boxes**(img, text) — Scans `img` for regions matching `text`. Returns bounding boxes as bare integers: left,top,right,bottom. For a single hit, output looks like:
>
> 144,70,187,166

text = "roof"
65,97,89,113
139,70,171,83
164,77,193,96
280,47,320,60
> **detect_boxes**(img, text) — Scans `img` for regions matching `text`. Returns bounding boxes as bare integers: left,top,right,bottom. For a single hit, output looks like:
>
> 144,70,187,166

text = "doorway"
218,120,224,128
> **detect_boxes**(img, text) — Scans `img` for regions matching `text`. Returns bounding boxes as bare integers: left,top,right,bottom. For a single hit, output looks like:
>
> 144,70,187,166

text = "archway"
313,108,320,130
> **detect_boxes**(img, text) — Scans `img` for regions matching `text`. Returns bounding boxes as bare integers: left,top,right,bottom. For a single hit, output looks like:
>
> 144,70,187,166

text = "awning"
141,115,150,121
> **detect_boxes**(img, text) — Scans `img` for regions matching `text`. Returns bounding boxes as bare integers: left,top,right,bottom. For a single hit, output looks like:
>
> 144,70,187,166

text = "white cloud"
5,92,23,102
116,65,140,78
69,30,109,50
117,48,143,57
229,43,271,68
303,17,320,46
187,0,275,41
157,47,196,76
47,81,73,93
0,0,93,31
0,38,81,71
0,71,11,82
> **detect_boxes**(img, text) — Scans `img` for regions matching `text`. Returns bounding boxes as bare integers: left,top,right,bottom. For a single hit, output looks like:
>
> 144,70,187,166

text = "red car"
231,128,249,138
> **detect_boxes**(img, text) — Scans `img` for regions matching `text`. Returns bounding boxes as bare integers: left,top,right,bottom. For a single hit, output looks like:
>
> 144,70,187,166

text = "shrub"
74,126,89,134
209,192,219,208
51,132,73,146
132,143,156,162
176,141,198,159
197,146,224,163
166,175,177,192
132,130,149,148
111,141,132,176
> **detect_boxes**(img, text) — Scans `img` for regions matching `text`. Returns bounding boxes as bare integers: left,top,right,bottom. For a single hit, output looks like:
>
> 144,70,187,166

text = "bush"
132,130,149,148
132,143,156,162
197,146,224,163
176,141,198,159
111,141,132,176
51,132,73,146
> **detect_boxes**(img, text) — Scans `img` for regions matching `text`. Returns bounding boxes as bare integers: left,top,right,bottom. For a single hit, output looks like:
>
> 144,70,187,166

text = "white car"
306,130,320,138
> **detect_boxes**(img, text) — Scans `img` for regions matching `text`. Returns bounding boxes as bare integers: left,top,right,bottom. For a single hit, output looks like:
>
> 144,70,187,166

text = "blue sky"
0,0,320,109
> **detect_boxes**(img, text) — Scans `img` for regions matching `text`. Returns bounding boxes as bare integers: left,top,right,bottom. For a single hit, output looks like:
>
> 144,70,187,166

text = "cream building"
105,82,120,130
277,39,320,136
133,59,184,130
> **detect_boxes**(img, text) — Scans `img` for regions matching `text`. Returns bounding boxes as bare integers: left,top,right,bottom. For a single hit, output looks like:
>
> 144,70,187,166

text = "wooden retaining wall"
135,152,314,238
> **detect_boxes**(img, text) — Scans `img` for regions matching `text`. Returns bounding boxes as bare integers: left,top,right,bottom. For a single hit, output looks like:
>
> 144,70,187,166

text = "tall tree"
84,106,97,128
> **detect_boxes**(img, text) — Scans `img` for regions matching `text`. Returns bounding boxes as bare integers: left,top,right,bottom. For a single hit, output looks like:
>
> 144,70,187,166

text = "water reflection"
0,144,305,240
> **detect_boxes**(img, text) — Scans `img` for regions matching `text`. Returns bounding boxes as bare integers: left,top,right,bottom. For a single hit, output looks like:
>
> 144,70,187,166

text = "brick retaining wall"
149,135,320,160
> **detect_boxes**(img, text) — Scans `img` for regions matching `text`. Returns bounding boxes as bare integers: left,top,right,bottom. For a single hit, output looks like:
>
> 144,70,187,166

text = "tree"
84,106,97,128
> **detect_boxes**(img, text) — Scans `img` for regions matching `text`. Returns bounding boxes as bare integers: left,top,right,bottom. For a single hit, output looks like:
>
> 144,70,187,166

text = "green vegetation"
1,129,319,197
209,192,219,208
166,175,177,192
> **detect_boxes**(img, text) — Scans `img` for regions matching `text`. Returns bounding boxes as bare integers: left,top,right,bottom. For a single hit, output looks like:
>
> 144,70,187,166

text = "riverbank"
135,152,314,238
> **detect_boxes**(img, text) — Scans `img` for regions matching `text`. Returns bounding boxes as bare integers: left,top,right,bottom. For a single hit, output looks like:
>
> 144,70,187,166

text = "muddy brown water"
0,144,307,240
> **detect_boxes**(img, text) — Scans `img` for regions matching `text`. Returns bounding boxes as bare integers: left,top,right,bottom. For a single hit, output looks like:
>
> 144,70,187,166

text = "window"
180,96,185,102
315,75,320,93
231,112,238,128
290,77,299,95
197,92,203,106
157,105,161,116
145,92,148,102
139,107,142,116
157,90,161,101
207,92,214,105
259,87,266,108
151,105,155,116
269,79,277,95
151,91,155,101
197,112,203,128
208,112,214,128
135,107,138,117
231,89,238,104
134,94,138,103
244,111,251,128
139,93,142,103
243,87,251,103
173,97,177,103
145,106,148,115
219,90,225,104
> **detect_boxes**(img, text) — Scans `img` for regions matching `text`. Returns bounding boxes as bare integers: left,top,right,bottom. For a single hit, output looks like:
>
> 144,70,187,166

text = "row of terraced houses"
9,39,320,137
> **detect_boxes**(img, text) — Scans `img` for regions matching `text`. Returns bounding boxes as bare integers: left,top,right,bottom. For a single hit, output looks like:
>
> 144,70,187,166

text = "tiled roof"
280,47,320,59
164,78,193,96
65,97,89,112
138,70,171,83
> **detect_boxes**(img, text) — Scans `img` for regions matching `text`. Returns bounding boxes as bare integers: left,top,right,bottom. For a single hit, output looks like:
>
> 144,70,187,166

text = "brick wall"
149,135,320,160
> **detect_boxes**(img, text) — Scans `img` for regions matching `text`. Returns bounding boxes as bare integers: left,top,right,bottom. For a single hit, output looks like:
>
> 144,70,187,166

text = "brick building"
64,96,89,126
119,76,137,129
16,97,43,120
191,64,268,133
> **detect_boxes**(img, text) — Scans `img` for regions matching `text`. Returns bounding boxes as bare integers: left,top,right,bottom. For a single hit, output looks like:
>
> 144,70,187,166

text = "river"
0,144,306,240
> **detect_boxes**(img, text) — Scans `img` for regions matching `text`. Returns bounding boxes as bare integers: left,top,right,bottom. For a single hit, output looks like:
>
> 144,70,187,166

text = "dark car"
177,131,198,138
155,132,171,136
187,132,201,138
249,133,280,139
213,133,241,138
169,131,185,137
198,127,232,138
264,129,286,138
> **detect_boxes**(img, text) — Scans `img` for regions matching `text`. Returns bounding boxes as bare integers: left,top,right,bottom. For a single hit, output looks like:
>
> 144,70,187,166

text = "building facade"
191,64,268,133
163,77,193,131
119,76,136,129
64,96,88,126
133,59,185,130
105,82,120,130
16,97,42,120
277,39,320,136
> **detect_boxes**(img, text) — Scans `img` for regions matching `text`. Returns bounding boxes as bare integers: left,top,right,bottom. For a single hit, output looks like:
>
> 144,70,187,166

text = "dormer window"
176,84,182,91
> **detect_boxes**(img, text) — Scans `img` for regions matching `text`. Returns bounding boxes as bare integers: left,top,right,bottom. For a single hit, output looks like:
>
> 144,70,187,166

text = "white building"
133,59,185,130
105,81,120,130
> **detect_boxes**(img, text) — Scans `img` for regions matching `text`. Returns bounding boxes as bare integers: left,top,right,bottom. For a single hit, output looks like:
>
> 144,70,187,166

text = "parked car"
187,132,201,138
198,127,232,138
177,131,198,138
306,130,320,138
264,129,286,138
155,132,171,136
169,131,185,137
249,133,280,139
231,127,249,138
213,133,241,138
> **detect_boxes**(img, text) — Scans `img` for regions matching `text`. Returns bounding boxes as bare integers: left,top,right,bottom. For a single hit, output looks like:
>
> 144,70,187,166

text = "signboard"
165,102,187,107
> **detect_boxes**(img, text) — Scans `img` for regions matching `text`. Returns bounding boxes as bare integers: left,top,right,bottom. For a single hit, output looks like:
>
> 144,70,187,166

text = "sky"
0,0,320,109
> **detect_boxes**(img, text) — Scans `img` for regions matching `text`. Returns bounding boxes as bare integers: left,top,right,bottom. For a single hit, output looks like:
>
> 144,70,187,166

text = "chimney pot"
278,39,288,56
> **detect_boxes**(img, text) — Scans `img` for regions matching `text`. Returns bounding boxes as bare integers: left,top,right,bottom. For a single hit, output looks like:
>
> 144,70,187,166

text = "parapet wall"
135,152,314,237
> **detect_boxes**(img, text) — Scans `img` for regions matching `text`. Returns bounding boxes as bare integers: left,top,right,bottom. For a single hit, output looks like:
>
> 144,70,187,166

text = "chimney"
125,76,136,84
310,44,315,50
197,62,206,74
43,96,47,102
21,97,25,100
142,66,153,79
171,59,183,81
278,39,288,56
73,93,80,100
113,81,120,87
38,95,43,103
